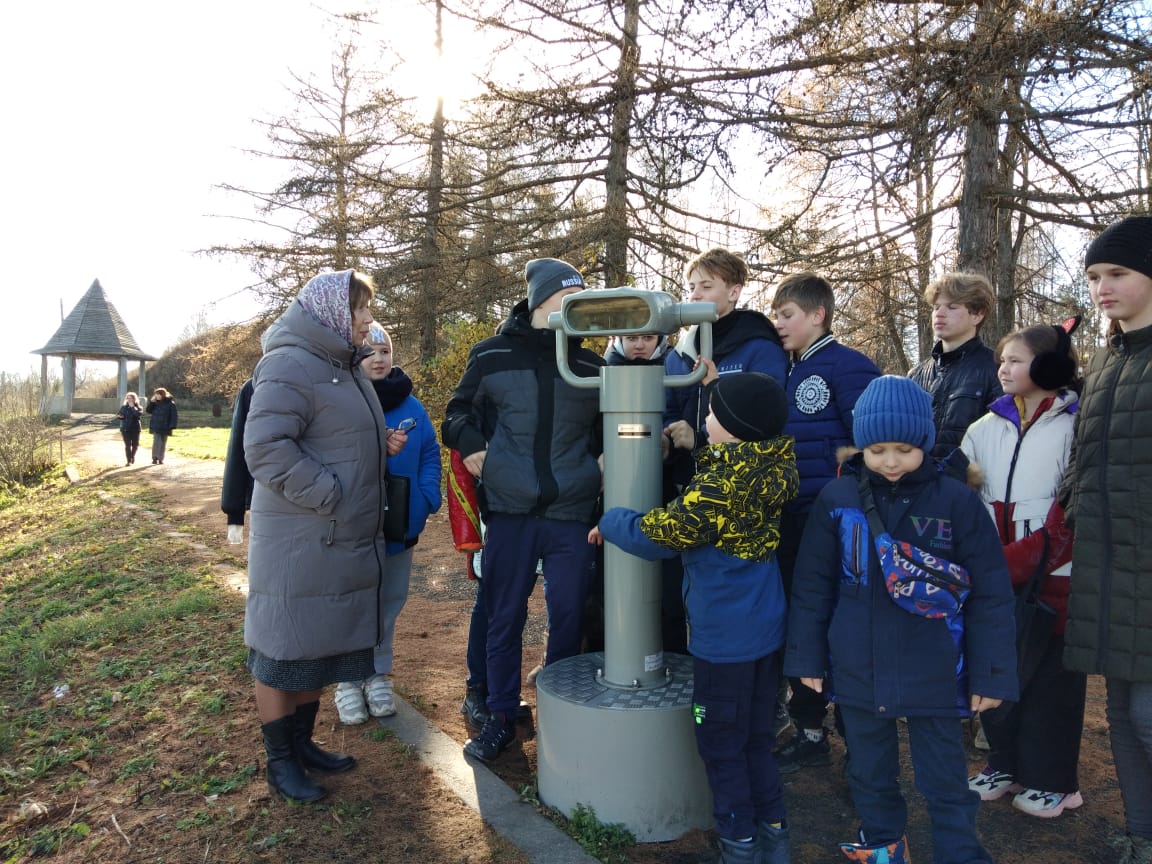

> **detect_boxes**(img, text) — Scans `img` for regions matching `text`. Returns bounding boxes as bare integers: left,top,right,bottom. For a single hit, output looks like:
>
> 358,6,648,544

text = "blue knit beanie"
1084,216,1152,281
853,376,936,452
525,258,585,311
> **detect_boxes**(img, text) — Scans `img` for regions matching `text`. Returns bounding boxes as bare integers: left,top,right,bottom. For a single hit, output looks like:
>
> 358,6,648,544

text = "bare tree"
755,0,1152,351
206,33,419,313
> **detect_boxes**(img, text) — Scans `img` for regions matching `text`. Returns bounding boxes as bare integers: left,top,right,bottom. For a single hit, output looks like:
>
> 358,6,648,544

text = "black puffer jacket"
441,300,604,523
1062,323,1152,682
908,335,1001,458
220,379,254,527
146,396,178,435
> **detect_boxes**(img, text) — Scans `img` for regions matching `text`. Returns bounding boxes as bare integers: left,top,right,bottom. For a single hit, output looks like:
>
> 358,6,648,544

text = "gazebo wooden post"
62,356,76,416
39,355,49,416
117,358,128,403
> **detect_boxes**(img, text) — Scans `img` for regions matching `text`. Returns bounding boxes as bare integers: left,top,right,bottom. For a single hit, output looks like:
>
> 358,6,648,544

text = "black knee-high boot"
261,714,328,803
294,701,356,773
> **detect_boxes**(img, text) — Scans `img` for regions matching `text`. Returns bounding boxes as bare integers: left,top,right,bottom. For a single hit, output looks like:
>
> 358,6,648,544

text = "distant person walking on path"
243,269,387,804
145,387,178,465
116,391,143,466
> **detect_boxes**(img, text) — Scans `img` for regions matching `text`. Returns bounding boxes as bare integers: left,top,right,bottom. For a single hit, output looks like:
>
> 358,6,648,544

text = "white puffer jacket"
960,390,1077,578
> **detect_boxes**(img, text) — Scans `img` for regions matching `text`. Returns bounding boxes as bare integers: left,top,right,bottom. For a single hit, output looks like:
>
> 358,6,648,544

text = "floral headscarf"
297,270,354,346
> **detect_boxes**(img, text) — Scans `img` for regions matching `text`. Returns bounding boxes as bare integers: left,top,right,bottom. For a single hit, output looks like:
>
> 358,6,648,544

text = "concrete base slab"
381,697,599,864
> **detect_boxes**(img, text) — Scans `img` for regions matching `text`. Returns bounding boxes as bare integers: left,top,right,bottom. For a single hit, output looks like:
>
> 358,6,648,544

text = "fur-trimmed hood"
836,445,979,490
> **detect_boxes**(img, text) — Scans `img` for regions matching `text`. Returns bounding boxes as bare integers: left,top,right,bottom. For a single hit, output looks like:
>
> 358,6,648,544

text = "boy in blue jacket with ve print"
785,375,1017,864
592,372,798,864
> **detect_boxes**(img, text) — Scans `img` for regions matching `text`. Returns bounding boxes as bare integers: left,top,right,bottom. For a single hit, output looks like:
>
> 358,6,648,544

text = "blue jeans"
466,575,487,688
481,514,593,714
465,559,546,688
839,704,992,864
1107,678,1152,839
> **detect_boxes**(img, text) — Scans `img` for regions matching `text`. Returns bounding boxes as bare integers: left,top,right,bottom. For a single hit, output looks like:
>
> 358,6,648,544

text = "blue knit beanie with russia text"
852,375,936,453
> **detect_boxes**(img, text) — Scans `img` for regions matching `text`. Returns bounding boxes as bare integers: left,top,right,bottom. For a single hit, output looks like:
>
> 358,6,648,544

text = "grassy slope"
0,452,525,864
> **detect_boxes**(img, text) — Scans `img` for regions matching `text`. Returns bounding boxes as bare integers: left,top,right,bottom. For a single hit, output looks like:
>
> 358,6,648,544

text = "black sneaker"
463,712,516,763
461,685,490,731
774,728,831,773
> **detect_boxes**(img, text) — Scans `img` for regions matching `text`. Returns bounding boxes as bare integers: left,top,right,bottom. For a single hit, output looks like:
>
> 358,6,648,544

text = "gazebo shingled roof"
33,279,156,416
34,279,156,361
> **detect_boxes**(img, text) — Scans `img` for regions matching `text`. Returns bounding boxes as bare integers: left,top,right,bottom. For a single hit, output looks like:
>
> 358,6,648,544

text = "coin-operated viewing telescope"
536,288,716,842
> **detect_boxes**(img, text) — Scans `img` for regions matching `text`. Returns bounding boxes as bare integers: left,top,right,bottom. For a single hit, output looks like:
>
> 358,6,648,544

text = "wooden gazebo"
32,279,156,415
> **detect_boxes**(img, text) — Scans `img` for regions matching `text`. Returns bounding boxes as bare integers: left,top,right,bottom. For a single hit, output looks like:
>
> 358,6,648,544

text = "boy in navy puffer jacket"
770,271,881,770
593,372,798,864
785,376,1017,864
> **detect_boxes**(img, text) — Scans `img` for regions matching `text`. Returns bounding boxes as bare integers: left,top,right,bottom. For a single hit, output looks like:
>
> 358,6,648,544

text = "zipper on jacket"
850,521,863,584
354,366,388,648
325,520,336,546
1094,353,1123,666
532,354,559,516
1000,422,1030,542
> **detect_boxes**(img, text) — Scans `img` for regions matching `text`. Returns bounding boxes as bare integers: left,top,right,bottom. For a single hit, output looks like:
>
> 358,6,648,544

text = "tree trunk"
419,0,447,361
956,0,1002,337
603,0,640,287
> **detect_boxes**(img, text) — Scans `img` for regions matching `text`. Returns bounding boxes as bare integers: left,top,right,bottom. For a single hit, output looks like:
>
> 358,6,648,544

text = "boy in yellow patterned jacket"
592,372,798,864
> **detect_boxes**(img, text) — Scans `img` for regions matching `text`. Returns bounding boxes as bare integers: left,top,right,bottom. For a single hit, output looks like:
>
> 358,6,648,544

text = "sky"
1,1,456,379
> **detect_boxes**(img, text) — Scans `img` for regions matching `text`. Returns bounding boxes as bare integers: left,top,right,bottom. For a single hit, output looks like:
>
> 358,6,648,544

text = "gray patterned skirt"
246,648,374,691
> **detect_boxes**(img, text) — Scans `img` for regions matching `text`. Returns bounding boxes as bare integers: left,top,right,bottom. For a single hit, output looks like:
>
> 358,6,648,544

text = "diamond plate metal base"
536,651,695,710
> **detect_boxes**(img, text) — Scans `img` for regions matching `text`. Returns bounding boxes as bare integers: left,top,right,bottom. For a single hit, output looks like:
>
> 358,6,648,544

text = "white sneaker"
968,766,1022,801
334,681,369,725
1012,788,1083,818
364,675,396,718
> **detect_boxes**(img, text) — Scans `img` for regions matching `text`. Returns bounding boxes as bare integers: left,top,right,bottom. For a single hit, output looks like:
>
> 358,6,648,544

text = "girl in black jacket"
116,392,143,465
145,387,178,464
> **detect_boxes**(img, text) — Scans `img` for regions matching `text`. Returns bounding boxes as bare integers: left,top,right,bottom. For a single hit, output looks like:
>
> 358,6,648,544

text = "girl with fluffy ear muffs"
961,317,1084,819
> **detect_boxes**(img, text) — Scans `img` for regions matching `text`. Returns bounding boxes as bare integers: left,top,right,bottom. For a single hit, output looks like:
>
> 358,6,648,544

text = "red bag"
447,450,483,553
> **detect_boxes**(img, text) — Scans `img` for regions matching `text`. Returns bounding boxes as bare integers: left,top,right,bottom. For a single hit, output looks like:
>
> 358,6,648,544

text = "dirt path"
59,417,1125,864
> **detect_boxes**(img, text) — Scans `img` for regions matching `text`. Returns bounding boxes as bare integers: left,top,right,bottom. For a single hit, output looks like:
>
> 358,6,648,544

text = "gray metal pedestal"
535,652,713,842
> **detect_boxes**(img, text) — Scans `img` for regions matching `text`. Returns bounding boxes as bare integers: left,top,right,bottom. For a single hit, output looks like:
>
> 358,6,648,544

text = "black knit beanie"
525,258,585,311
709,372,788,442
1084,216,1152,280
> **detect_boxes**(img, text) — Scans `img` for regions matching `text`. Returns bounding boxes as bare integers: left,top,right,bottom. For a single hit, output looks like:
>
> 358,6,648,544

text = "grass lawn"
0,443,528,864
147,426,231,461
0,470,253,860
